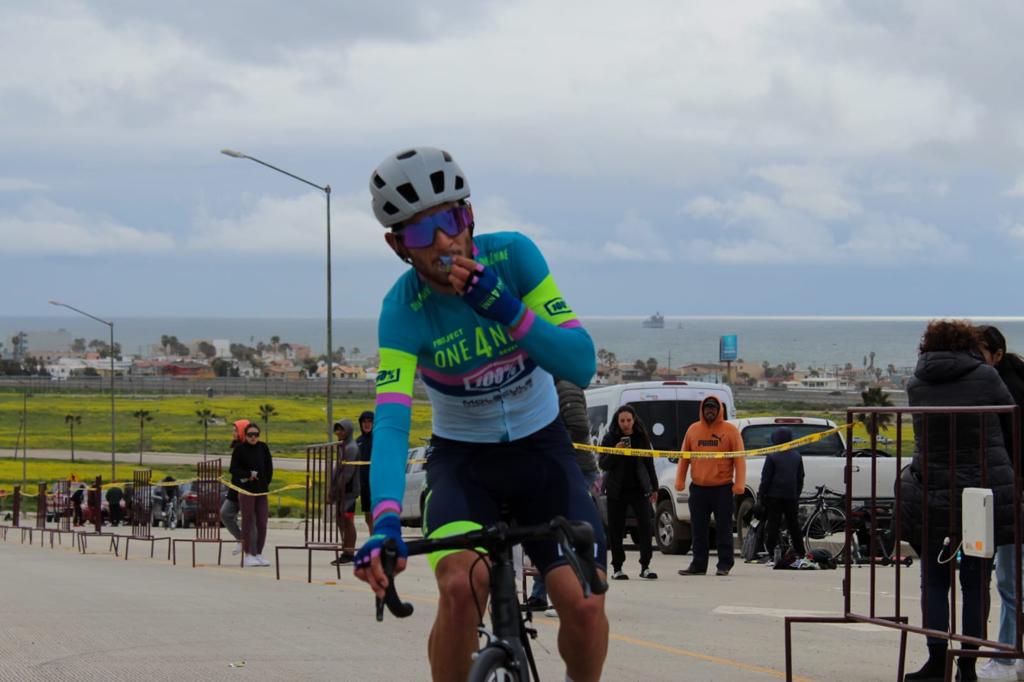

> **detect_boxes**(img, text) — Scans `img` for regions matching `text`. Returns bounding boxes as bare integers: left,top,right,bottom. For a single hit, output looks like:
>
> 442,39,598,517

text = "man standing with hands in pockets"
675,396,745,576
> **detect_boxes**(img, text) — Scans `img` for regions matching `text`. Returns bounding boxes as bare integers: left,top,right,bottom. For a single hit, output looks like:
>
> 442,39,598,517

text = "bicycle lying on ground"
802,485,912,567
376,516,607,682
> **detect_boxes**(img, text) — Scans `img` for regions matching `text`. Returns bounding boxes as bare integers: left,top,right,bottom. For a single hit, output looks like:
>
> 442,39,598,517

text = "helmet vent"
396,183,419,204
454,175,465,191
429,171,445,195
397,149,417,160
382,202,399,216
372,174,386,189
442,151,452,162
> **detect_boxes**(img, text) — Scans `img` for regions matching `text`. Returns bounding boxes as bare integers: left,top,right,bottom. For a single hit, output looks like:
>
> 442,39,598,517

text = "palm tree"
196,408,220,460
64,414,81,463
258,403,278,444
858,387,894,440
133,409,153,465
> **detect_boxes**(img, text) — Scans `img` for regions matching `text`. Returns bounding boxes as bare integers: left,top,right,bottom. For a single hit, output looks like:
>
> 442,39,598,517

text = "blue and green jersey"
370,231,596,510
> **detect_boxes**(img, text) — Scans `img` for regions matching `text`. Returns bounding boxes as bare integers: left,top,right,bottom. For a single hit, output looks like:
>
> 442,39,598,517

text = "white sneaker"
243,554,261,567
978,659,1017,681
256,554,271,567
232,543,242,556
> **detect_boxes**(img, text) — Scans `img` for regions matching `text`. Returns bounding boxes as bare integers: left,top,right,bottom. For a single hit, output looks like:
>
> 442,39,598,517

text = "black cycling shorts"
422,419,606,574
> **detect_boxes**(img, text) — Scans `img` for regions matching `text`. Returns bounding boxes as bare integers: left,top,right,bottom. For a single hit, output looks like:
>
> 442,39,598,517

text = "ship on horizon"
642,312,665,329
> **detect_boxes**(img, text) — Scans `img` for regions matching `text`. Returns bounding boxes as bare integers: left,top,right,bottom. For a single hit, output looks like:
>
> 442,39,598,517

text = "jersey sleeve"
504,234,596,388
369,301,420,513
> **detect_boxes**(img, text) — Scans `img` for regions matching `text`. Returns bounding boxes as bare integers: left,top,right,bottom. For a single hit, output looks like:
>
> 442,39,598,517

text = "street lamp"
220,149,335,438
49,300,117,480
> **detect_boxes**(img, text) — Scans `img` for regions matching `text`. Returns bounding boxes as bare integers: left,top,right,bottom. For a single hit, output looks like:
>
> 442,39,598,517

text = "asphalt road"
0,521,979,682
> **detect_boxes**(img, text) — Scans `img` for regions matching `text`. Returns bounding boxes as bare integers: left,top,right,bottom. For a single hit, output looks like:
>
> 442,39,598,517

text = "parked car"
400,446,429,528
654,415,902,555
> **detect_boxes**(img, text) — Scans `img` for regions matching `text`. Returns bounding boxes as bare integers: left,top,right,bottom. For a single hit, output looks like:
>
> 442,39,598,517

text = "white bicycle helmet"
369,147,470,227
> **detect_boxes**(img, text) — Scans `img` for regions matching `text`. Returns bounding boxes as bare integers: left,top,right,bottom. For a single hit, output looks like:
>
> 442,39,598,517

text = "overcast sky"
3,0,1024,319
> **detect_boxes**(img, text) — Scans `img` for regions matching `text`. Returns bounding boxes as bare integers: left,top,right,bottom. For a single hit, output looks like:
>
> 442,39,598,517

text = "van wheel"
736,497,754,545
656,500,691,555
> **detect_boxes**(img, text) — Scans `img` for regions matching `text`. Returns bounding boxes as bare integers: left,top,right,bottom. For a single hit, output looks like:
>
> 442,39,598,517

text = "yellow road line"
611,632,812,681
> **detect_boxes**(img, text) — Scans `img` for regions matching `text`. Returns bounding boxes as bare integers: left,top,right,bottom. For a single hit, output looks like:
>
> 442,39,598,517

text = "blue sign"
719,335,738,362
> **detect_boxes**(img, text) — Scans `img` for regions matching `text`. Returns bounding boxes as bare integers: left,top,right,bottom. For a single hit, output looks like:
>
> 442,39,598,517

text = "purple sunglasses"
397,204,473,249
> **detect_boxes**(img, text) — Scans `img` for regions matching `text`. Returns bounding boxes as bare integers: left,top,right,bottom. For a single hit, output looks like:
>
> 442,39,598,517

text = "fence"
47,480,75,548
274,442,346,581
172,460,228,567
785,405,1023,681
77,475,119,556
123,469,171,561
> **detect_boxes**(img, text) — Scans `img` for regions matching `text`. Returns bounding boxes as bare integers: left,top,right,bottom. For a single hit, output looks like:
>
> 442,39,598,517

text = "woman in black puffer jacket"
901,320,1016,682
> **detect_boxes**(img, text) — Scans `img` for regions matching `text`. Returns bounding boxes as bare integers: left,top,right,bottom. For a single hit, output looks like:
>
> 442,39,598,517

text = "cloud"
842,216,967,265
1005,175,1024,197
751,164,860,221
0,199,174,255
186,191,385,257
0,177,47,192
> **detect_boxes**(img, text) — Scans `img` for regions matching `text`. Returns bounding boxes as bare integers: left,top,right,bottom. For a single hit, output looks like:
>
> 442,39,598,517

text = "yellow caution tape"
573,423,855,460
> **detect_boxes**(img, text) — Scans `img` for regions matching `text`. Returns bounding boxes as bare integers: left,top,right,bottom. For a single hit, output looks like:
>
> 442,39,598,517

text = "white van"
584,381,736,455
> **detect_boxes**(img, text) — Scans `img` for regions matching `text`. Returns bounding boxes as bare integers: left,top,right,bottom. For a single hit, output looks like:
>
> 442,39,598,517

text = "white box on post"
962,487,994,559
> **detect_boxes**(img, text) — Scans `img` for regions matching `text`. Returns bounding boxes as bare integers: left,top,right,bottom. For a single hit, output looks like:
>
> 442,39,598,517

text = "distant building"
22,329,72,354
213,339,231,358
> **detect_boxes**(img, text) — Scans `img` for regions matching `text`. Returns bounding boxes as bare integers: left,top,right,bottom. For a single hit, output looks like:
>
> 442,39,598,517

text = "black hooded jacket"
599,425,658,499
900,350,1017,549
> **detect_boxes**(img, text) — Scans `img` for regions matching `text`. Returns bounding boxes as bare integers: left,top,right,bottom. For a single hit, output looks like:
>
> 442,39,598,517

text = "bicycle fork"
476,549,539,679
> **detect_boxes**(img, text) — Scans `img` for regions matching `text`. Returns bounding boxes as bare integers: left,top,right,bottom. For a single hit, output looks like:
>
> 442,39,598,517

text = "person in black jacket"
356,411,374,533
978,325,1024,681
901,320,1016,682
329,419,360,566
525,379,600,611
600,405,658,580
105,486,124,527
756,427,806,560
229,422,274,567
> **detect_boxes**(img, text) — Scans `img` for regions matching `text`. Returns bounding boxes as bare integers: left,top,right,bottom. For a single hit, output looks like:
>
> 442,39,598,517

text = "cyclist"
354,146,608,682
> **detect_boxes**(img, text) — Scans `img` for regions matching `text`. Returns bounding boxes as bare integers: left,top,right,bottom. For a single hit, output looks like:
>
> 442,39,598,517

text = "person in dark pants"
756,427,806,561
977,325,1024,681
901,320,1017,682
356,411,374,533
105,486,124,527
675,396,745,576
329,419,361,565
71,484,85,526
599,405,658,581
230,422,274,568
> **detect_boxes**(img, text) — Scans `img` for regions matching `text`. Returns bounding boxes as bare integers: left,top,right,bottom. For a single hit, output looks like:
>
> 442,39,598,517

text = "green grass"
0,392,433,457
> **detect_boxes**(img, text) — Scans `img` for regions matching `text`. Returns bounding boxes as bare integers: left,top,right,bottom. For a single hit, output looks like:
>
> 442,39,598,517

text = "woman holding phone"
229,421,274,567
599,405,659,580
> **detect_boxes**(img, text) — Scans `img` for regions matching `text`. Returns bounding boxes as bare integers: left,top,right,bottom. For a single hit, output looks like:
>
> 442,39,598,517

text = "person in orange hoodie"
675,396,745,576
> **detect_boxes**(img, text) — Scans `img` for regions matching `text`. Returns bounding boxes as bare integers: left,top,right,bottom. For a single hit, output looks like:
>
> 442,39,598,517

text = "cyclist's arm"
506,237,595,388
369,341,418,518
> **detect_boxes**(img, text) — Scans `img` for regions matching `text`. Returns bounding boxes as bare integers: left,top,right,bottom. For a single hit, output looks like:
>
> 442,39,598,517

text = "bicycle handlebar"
375,516,607,622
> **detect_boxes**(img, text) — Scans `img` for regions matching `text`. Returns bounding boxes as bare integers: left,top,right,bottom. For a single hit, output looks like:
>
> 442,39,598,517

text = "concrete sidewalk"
0,521,969,681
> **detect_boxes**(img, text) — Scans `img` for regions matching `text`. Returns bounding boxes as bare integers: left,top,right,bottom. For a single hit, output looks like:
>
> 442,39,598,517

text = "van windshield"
740,424,844,457
625,400,702,452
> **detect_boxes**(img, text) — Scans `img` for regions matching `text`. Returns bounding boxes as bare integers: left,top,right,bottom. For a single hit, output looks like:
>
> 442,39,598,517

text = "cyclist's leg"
546,565,608,682
422,443,501,682
511,422,608,682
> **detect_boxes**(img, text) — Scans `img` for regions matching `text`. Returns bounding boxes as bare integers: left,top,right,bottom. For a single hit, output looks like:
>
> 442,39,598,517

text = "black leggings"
607,495,653,571
914,542,992,645
764,497,805,556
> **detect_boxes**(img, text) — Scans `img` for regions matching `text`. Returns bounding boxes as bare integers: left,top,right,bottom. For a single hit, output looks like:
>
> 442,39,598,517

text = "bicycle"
376,516,608,682
801,485,852,562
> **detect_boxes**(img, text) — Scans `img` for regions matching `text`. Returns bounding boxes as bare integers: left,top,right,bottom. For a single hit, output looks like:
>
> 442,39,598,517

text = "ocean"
5,316,1024,370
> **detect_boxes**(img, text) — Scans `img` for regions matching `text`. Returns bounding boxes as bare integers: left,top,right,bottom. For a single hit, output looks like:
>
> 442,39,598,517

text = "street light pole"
220,149,334,438
49,300,116,480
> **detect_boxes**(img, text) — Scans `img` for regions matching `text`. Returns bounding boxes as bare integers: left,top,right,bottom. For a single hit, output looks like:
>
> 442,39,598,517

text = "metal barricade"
0,486,21,542
274,442,344,582
123,469,171,561
172,460,228,567
785,405,1023,681
77,475,119,556
46,480,75,548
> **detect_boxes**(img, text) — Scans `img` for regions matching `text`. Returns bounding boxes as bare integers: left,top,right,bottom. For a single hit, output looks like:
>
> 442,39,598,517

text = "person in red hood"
675,396,745,576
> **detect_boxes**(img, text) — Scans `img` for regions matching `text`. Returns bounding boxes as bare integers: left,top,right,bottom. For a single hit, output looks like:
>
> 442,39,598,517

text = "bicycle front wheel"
804,507,847,561
468,647,524,682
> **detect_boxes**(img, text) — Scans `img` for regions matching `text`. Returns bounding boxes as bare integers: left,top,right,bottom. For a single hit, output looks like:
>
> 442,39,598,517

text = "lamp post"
220,149,334,438
49,300,117,480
